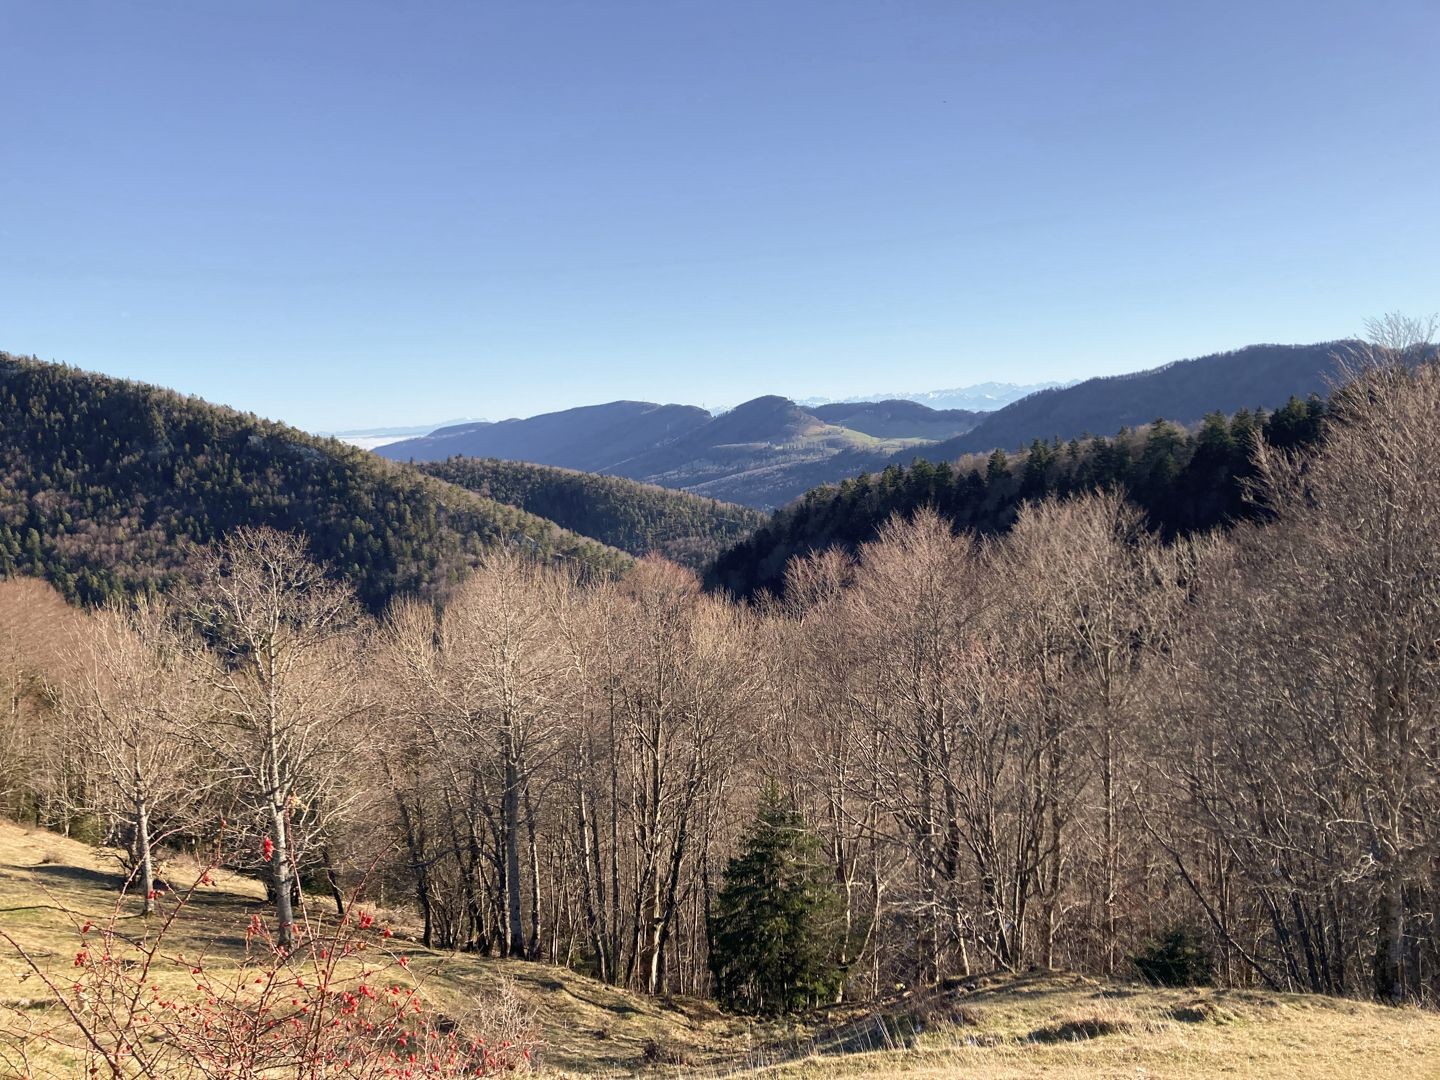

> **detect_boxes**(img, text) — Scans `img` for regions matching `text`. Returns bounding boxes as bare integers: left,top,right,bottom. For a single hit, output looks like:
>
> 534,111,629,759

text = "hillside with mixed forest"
0,353,629,610
417,457,767,569
707,396,1328,598
5,342,1440,1080
7,346,1440,1075
904,342,1352,462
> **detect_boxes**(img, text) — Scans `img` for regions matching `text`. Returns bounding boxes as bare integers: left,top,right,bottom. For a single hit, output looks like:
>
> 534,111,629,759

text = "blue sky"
2,1,1437,431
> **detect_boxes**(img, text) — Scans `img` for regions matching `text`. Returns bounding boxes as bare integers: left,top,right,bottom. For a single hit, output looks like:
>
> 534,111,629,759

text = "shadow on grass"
11,862,124,891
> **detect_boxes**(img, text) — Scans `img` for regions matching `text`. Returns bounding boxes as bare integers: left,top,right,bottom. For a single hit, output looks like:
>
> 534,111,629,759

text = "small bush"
919,999,982,1028
1132,924,1214,987
1168,998,1238,1024
66,812,105,847
640,1038,691,1066
1029,1015,1129,1043
0,860,542,1077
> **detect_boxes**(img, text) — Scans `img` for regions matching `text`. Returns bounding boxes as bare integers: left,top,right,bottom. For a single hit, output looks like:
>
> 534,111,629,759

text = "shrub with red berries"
0,864,541,1078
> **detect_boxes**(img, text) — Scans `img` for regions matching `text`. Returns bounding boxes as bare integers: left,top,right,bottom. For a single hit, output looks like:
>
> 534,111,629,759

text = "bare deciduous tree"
185,527,368,950
61,599,205,913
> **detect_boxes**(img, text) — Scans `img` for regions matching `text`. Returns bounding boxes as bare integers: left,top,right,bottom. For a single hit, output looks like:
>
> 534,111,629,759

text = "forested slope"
707,397,1327,598
0,353,629,610
809,398,981,439
906,342,1349,460
387,395,969,510
379,400,712,468
418,457,767,569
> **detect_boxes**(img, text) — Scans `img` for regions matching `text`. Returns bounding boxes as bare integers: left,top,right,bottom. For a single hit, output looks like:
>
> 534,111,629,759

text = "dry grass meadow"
1,818,1435,1079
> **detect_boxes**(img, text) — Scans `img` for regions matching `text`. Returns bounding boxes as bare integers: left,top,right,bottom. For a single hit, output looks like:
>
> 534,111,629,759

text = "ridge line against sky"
317,378,1065,442
2,0,1437,431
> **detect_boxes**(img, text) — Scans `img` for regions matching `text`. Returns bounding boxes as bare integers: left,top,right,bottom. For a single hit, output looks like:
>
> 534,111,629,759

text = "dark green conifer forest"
706,396,1328,598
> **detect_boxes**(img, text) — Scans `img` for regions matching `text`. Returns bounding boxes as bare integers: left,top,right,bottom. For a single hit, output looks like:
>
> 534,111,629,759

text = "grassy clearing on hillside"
0,820,749,1076
1,819,1436,1078
730,973,1440,1079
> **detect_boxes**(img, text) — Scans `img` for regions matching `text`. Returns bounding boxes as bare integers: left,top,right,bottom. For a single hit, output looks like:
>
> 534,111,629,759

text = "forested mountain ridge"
417,457,767,569
707,396,1328,598
378,399,712,470
808,398,982,439
376,342,1377,509
385,394,923,509
902,342,1352,461
0,353,630,610
380,396,979,473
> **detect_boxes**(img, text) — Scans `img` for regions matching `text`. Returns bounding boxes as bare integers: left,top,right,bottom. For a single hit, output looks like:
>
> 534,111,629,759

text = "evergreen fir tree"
985,448,1011,485
708,783,845,1016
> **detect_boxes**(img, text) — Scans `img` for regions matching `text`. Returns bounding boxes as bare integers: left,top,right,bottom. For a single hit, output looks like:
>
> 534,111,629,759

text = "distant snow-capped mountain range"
797,381,1071,413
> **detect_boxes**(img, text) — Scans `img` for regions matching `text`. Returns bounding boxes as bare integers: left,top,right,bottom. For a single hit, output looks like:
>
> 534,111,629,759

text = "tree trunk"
134,780,154,917
503,752,526,957
393,792,434,949
323,845,345,918
269,805,296,951
525,790,542,959
1373,866,1405,1003
575,785,609,982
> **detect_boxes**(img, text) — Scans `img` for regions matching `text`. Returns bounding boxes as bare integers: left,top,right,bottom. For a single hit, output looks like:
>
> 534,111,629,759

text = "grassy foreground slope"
763,975,1440,1079
0,819,742,1076
3,819,1436,1079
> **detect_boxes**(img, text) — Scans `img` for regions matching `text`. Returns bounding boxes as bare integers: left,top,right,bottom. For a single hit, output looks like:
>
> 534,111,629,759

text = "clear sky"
3,1,1438,431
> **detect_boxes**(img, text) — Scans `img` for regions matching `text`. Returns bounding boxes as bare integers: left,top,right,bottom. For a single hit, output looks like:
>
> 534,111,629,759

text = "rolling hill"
603,395,918,507
378,400,712,471
807,399,981,440
901,342,1353,462
384,395,970,509
376,343,1372,510
707,396,1329,599
0,353,630,611
417,457,768,569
